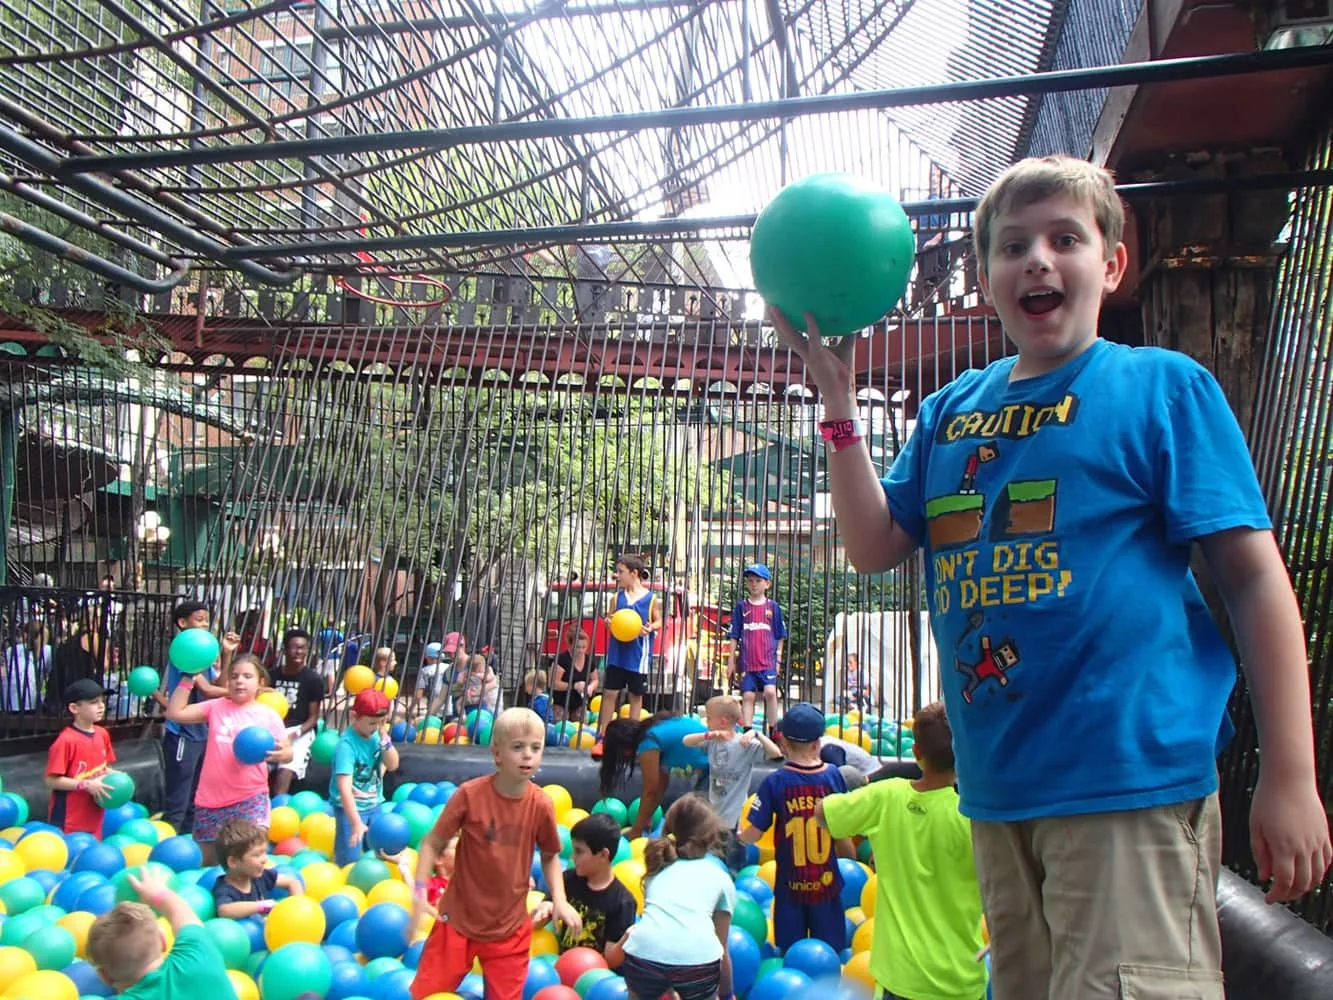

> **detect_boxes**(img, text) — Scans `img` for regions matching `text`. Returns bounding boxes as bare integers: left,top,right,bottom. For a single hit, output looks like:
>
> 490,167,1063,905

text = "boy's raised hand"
1250,771,1333,903
127,868,171,903
768,306,858,407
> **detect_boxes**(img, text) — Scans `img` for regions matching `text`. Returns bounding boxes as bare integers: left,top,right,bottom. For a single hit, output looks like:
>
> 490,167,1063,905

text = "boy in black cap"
44,678,116,834
740,702,855,952
727,562,787,732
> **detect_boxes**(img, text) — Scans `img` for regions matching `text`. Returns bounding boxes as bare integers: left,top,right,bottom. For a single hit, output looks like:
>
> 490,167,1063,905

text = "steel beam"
222,170,1333,261
0,212,190,293
61,45,1333,173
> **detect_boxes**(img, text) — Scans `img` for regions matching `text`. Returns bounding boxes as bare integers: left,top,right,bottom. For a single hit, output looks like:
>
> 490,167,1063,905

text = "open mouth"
1020,290,1064,316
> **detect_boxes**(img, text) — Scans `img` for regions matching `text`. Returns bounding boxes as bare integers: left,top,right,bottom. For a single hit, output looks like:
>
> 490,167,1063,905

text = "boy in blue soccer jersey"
772,155,1331,999
727,563,787,732
740,702,855,951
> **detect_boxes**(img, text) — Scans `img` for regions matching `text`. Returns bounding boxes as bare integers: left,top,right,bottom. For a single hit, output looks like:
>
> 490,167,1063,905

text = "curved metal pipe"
0,172,181,268
0,125,301,286
0,211,191,294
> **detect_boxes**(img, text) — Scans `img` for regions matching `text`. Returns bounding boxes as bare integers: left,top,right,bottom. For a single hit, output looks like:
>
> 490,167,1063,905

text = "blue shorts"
772,897,847,952
334,804,380,867
741,669,777,693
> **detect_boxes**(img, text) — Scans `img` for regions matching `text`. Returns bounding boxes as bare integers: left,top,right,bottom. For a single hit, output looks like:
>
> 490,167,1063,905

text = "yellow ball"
374,675,400,700
756,859,777,888
56,912,95,959
331,885,368,914
300,861,346,901
367,880,413,910
609,607,644,642
227,969,261,1000
612,859,646,910
0,828,23,844
587,695,602,716
0,852,25,884
265,895,326,950
859,873,877,918
151,820,177,842
158,916,174,951
14,833,66,873
542,785,573,817
268,805,301,843
844,906,866,928
560,808,590,828
526,890,546,913
257,691,290,719
420,727,443,745
852,918,874,953
122,842,153,868
343,665,375,694
300,812,337,857
628,837,647,860
8,969,78,1000
568,730,597,750
845,709,861,724
422,994,465,1000
530,927,559,956
0,947,37,993
843,949,875,990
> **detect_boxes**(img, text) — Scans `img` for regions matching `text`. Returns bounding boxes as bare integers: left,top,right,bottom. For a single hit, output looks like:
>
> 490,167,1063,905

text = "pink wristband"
819,417,865,453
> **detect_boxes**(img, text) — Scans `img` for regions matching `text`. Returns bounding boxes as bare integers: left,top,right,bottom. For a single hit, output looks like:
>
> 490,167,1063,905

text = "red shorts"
411,919,533,1000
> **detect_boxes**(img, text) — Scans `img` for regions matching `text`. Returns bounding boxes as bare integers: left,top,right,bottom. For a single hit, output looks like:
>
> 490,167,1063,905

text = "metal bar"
0,124,302,286
0,172,180,268
0,211,190,294
64,44,1333,173
224,170,1333,260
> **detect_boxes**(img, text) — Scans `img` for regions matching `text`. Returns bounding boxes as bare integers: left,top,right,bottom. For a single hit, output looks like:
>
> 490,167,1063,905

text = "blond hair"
974,156,1125,273
87,902,162,989
704,695,742,724
491,706,545,744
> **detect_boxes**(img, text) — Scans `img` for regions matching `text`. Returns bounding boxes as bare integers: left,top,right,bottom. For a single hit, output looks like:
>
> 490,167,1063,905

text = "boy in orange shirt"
45,678,115,834
410,707,582,1000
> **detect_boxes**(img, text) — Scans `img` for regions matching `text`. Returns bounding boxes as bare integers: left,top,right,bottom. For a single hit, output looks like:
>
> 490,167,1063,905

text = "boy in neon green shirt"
817,703,986,1000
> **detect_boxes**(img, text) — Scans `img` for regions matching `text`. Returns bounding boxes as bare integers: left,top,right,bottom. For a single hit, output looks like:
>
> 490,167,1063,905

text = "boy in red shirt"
410,707,582,1000
45,678,115,834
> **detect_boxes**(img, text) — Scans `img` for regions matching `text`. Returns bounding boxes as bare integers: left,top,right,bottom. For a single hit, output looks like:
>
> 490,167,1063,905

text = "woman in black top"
551,628,599,722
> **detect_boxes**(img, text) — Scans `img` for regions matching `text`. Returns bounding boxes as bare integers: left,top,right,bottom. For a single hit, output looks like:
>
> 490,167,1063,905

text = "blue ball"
407,784,440,808
837,857,869,910
726,926,761,996
736,876,773,910
434,781,456,802
239,915,266,953
64,832,98,863
458,972,485,1000
749,968,812,1000
523,954,562,1000
321,893,361,934
545,724,561,746
0,797,16,830
584,975,629,1000
370,967,416,1000
233,725,275,764
100,803,140,838
26,869,61,894
783,939,841,982
271,794,292,808
745,842,760,866
196,867,223,892
389,722,408,742
328,917,360,953
356,902,411,960
72,843,124,878
62,959,113,996
19,822,64,839
323,944,356,966
402,938,424,969
367,812,411,855
326,958,370,1000
75,881,118,916
53,871,105,912
150,835,204,873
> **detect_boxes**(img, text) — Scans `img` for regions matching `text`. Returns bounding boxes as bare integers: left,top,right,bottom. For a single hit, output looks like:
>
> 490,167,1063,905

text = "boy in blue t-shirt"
741,702,853,951
772,155,1331,998
330,688,400,866
727,563,787,732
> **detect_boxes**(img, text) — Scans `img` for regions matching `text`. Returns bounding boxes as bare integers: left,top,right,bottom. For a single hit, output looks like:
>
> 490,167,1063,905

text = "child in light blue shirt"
330,688,399,866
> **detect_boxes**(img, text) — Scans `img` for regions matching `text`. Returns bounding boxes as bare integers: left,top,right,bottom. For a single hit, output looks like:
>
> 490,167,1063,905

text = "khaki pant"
972,794,1224,1000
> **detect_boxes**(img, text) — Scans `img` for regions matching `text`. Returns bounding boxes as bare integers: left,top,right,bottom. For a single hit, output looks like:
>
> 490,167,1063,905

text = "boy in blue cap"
727,563,787,732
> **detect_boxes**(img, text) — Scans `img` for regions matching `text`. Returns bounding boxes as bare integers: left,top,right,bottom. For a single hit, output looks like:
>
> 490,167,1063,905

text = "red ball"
533,986,582,1000
272,837,306,856
441,722,463,743
554,947,609,988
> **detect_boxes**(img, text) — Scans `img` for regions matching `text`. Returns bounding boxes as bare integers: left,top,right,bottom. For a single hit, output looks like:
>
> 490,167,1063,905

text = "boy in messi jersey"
741,702,855,950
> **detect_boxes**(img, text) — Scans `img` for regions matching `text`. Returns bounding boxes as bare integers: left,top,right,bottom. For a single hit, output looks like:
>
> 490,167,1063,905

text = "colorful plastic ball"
266,805,300,843
407,783,441,808
126,666,161,698
265,895,326,950
321,892,361,932
260,942,332,1000
116,818,160,847
363,955,405,979
327,958,370,1000
8,967,80,1000
13,831,66,873
373,966,417,1000
735,875,773,909
842,950,875,992
573,968,616,997
609,607,644,642
590,798,628,826
0,793,29,827
583,975,629,1000
355,902,411,960
367,812,411,855
731,894,768,946
227,969,260,1000
233,726,276,765
530,928,559,956
258,691,291,718
523,955,562,1000
310,729,341,766
111,863,174,905
69,842,121,879
533,985,583,1000
288,790,326,819
343,665,375,695
98,772,135,810
169,628,220,674
58,958,109,997
346,856,392,896
0,877,46,917
727,926,761,995
0,944,36,991
748,967,812,1000
74,881,117,917
837,858,870,910
21,924,75,970
203,917,253,970
782,938,841,981
554,947,607,988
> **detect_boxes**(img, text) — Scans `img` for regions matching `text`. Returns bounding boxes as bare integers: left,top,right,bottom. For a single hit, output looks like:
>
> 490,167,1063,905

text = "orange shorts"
411,919,533,1000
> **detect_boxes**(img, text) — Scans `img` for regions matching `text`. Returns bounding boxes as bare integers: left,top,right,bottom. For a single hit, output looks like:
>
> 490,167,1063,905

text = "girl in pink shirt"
166,654,290,864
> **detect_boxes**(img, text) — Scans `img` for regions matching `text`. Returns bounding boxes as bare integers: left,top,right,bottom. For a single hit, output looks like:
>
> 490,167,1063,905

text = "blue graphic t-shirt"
746,761,847,904
329,728,387,814
607,590,657,674
882,340,1271,821
639,715,708,777
729,599,788,673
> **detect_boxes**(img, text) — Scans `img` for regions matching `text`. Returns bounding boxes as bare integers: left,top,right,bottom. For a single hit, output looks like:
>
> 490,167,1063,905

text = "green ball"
392,801,434,849
22,924,75,970
103,834,136,852
0,877,47,917
627,798,663,829
288,790,325,819
575,968,617,997
289,850,327,870
244,949,268,979
112,862,175,905
423,715,444,731
346,856,391,895
737,864,761,879
731,894,768,945
100,771,135,810
391,782,418,803
613,836,631,865
169,627,219,674
177,883,216,921
856,838,874,864
204,916,252,969
749,173,915,336
591,798,628,826
127,665,161,698
117,818,160,846
0,909,51,947
310,729,341,766
260,941,333,1000
756,956,785,981
558,826,572,860
364,955,405,980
